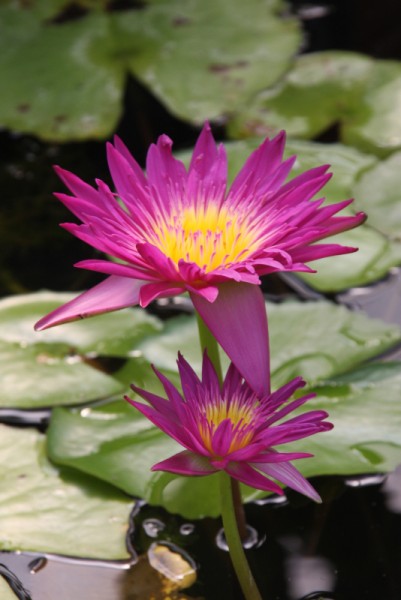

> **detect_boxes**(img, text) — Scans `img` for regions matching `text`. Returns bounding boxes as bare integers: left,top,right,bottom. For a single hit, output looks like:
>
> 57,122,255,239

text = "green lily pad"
297,227,401,293
0,424,132,558
0,577,18,600
46,359,401,519
343,60,401,157
228,51,401,158
284,139,377,203
0,8,124,141
137,300,401,388
121,0,301,124
0,291,162,357
0,340,123,409
290,362,401,478
47,400,182,499
227,51,374,140
352,151,401,240
0,0,300,140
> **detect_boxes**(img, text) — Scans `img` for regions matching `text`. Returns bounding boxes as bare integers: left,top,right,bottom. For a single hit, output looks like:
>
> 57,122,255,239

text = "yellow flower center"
200,398,257,455
148,205,257,271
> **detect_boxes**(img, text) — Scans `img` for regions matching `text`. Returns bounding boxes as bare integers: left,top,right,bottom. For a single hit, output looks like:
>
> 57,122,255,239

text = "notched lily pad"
0,425,132,558
0,339,123,409
0,8,124,141
297,226,401,293
353,151,401,240
343,60,401,157
119,0,301,124
0,0,300,140
0,291,163,357
228,51,374,140
291,362,401,478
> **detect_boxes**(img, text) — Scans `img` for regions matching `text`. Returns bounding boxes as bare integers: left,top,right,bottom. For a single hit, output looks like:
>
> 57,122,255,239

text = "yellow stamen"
199,398,257,455
148,205,258,271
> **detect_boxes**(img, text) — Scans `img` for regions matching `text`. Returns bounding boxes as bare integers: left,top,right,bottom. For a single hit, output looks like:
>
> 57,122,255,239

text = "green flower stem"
195,311,262,597
219,471,263,600
196,313,223,383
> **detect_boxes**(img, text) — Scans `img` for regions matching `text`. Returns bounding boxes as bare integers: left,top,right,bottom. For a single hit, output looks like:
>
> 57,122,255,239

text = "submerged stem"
219,472,263,600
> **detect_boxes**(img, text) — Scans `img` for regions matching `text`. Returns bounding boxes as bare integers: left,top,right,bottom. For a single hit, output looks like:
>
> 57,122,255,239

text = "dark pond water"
1,469,401,599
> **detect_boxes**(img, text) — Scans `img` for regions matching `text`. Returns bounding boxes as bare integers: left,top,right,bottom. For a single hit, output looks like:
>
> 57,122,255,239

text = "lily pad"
343,60,401,157
0,8,124,141
297,227,401,293
228,51,401,158
0,425,132,558
0,291,162,357
137,299,401,388
121,0,301,124
352,151,401,240
0,0,300,140
0,340,123,409
290,362,401,478
227,51,374,140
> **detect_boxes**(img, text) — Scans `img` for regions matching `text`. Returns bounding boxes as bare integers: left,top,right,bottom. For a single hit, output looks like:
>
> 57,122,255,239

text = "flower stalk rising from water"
35,124,365,395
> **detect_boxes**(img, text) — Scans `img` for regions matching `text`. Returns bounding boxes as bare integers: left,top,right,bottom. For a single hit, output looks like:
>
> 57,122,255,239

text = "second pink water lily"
35,124,365,395
126,352,333,502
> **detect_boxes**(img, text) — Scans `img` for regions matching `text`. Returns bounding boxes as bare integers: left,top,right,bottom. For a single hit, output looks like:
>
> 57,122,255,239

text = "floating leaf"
0,340,123,409
290,362,401,478
353,151,401,240
297,227,401,293
0,8,124,141
0,0,300,140
228,51,374,140
0,291,162,357
121,0,301,124
0,425,132,558
343,60,401,157
228,51,401,157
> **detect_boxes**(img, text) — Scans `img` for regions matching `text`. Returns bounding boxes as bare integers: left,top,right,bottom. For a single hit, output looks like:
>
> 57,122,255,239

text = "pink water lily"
35,124,365,395
126,352,332,502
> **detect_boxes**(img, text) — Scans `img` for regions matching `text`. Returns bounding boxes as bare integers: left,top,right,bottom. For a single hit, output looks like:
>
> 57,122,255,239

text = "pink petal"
228,131,286,200
254,460,321,502
191,282,270,397
152,450,218,475
75,259,157,280
187,123,227,206
54,166,100,203
225,462,284,494
211,419,233,456
146,134,187,205
34,276,144,330
139,282,185,306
